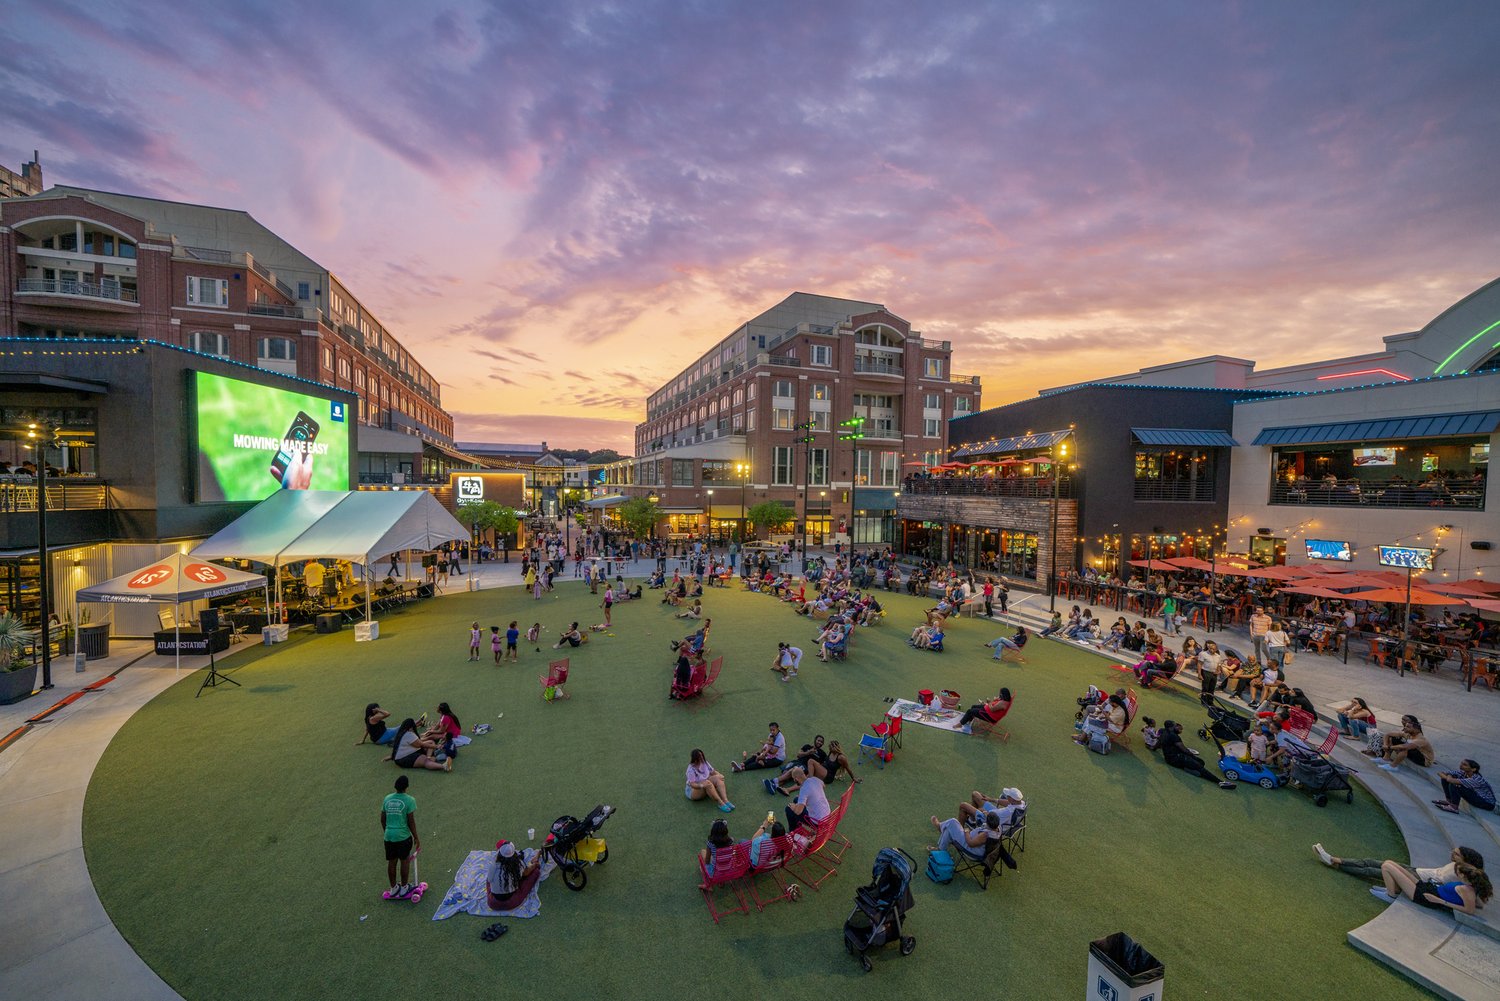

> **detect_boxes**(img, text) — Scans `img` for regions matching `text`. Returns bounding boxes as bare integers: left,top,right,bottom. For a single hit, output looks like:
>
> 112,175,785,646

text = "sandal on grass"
481,923,509,941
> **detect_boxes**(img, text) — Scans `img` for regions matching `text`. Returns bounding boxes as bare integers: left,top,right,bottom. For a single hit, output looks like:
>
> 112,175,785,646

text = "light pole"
838,416,865,552
1048,439,1070,612
795,420,816,559
647,491,659,541
13,423,58,690
734,462,749,543
705,488,714,544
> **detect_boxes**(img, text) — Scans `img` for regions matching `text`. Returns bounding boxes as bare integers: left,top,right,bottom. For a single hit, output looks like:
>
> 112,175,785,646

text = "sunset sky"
6,2,1500,453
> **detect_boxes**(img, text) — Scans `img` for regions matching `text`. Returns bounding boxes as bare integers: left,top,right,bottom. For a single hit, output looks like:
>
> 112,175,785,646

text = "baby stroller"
844,847,917,972
1288,750,1355,807
1197,693,1252,743
544,803,615,890
1073,685,1107,722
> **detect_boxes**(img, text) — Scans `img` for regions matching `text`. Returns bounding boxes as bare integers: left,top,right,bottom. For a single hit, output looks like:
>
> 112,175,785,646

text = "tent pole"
365,552,372,623
275,559,283,625
174,601,181,676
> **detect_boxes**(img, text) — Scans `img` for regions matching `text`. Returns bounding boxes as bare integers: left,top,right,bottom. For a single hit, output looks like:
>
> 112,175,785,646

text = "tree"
456,501,519,550
745,501,794,538
617,496,659,539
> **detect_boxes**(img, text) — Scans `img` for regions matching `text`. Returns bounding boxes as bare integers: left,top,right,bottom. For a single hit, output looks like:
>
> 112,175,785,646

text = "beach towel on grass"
432,848,555,921
888,699,966,732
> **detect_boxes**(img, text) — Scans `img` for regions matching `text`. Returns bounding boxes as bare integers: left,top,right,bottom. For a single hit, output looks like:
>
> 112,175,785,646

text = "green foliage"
456,501,519,546
745,501,794,532
617,496,659,537
0,613,33,671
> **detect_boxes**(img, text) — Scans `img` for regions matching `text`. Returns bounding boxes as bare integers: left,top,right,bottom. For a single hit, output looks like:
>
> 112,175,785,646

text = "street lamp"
795,420,816,558
647,491,659,540
734,462,749,543
1048,439,1072,613
838,416,865,552
16,423,58,690
705,488,714,544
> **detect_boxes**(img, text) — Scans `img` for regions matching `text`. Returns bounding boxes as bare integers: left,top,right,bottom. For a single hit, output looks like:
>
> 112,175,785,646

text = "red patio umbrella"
1164,557,1215,571
1127,560,1180,571
1347,587,1459,605
1278,584,1379,599
1466,598,1500,613
1427,580,1500,597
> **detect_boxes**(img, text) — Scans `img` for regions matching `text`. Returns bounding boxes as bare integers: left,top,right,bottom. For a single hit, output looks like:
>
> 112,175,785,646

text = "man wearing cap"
1249,606,1272,663
958,787,1025,829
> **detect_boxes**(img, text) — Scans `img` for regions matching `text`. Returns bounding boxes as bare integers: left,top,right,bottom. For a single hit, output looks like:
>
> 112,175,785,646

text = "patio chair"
698,842,753,923
539,659,570,701
970,697,1014,742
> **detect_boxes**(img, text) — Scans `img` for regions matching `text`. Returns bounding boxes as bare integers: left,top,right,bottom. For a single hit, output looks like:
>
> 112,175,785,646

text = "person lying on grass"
1371,860,1491,914
1314,843,1485,896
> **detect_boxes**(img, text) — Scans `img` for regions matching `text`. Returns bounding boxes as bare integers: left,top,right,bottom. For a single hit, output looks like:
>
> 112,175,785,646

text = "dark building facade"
899,385,1281,586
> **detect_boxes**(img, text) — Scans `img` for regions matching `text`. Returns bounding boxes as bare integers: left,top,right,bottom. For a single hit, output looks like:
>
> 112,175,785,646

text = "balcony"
247,302,309,319
853,356,904,377
767,354,801,367
1271,478,1486,510
16,279,137,305
903,475,1076,499
0,479,111,513
1134,479,1215,502
950,373,980,386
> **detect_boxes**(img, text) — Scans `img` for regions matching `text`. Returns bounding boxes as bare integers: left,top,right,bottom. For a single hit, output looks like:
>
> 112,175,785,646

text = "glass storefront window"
1271,439,1487,509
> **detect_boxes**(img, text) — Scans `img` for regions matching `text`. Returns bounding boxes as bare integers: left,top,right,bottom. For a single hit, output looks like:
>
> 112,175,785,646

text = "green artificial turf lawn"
83,582,1436,1000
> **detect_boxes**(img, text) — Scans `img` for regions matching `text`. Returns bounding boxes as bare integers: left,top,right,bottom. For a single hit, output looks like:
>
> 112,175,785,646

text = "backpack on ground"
926,848,955,883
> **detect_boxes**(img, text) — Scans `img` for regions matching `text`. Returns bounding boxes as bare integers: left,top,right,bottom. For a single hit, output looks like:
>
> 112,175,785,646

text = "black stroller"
544,803,615,890
1288,751,1355,807
844,847,916,972
1197,692,1252,743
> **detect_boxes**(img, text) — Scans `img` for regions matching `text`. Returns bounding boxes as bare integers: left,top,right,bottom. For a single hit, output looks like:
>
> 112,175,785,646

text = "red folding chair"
871,708,903,750
539,659,569,701
698,842,752,923
971,697,1014,742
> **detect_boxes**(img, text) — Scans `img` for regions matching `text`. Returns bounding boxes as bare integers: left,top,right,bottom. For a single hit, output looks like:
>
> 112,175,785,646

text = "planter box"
0,663,39,705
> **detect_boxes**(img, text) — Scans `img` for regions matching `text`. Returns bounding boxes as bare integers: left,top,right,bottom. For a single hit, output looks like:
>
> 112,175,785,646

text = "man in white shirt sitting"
732,722,787,773
784,772,831,833
958,786,1025,829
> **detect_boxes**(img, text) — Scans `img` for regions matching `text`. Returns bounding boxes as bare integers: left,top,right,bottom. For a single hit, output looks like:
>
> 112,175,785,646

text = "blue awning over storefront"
1251,411,1500,447
952,428,1072,459
1131,428,1239,448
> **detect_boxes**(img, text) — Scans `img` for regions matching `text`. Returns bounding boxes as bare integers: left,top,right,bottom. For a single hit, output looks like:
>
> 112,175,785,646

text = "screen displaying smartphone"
269,411,320,486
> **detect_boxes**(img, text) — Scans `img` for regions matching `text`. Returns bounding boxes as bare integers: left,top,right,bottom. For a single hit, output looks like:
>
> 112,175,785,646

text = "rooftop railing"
903,475,1076,499
1271,478,1486,510
16,279,137,303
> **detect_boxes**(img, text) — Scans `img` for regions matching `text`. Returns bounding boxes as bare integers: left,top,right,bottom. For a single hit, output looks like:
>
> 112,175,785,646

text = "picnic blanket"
888,699,966,732
431,848,555,921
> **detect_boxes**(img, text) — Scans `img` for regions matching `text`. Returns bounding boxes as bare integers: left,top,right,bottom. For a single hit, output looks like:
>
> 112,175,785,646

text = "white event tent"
191,490,469,623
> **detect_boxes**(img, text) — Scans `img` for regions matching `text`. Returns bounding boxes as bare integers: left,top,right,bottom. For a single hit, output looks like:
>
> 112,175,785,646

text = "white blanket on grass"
888,698,967,732
431,848,555,921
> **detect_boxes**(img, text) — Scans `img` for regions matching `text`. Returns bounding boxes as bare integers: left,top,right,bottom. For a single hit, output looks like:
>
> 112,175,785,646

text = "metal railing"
1270,478,1486,510
949,373,981,385
853,357,903,376
1133,479,1215,502
903,475,1076,499
16,279,137,303
767,355,801,367
0,480,111,513
247,302,306,318
179,245,233,263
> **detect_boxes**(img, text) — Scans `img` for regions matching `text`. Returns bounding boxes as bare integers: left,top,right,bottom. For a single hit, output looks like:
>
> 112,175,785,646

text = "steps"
977,602,1500,995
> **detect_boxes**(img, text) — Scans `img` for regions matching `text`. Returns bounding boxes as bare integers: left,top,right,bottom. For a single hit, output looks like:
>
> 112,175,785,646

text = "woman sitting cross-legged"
486,840,542,911
1372,860,1492,915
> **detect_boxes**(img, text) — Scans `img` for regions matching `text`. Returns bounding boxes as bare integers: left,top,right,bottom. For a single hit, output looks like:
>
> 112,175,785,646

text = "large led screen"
194,371,351,501
1305,539,1353,562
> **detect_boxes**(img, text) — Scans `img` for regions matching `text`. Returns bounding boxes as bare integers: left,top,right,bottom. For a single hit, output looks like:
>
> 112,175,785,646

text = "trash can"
1086,933,1163,1001
78,622,111,661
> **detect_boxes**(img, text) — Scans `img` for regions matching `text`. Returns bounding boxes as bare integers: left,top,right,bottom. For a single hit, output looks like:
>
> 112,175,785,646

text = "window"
923,358,943,378
773,446,795,485
877,450,898,486
923,450,942,467
190,331,229,356
747,382,756,400
672,459,694,486
338,357,351,381
924,418,941,438
323,347,333,370
258,337,296,361
773,379,794,398
810,411,829,432
954,397,973,414
808,448,829,485
186,276,229,307
923,393,942,410
355,369,366,389
810,344,831,366
733,389,744,406
1134,449,1215,502
773,407,795,430
297,282,310,300
745,409,756,432
810,383,830,402
853,450,897,487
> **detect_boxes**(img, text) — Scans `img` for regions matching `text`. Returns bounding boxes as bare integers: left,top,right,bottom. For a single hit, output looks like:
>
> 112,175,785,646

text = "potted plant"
0,613,39,705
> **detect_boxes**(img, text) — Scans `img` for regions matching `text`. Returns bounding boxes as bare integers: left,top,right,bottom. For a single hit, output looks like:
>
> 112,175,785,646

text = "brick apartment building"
628,292,981,546
0,179,454,453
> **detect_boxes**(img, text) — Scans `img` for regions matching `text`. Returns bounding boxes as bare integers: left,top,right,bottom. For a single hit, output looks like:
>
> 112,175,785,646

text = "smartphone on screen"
269,411,320,486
